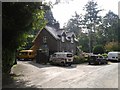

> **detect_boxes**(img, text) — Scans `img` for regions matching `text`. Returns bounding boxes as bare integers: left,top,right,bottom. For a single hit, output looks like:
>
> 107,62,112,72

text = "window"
61,36,65,42
53,54,56,57
19,52,28,55
71,37,74,43
98,56,103,59
67,54,72,57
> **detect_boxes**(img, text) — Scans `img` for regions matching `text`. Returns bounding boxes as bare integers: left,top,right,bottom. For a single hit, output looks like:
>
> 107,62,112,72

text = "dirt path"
3,61,119,88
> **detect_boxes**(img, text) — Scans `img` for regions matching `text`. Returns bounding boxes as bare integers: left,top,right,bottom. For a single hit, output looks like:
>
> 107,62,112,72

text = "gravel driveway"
4,61,119,88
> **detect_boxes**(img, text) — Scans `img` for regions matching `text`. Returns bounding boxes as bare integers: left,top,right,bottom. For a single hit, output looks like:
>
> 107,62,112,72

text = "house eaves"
32,30,41,43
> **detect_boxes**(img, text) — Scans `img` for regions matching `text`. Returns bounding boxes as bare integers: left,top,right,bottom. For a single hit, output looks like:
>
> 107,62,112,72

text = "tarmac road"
7,61,119,88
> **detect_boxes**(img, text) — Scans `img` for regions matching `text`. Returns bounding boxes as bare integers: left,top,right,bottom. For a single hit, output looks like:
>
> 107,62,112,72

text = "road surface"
4,61,119,88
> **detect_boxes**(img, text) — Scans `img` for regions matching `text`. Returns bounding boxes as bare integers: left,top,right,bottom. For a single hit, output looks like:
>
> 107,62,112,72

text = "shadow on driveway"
108,60,120,63
2,73,40,89
28,61,77,69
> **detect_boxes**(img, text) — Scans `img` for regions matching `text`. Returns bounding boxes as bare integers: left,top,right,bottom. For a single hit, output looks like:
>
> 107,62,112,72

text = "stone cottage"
31,26,78,55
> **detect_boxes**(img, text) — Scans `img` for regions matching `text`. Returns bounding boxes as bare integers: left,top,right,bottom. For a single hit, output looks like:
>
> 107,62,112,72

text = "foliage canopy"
2,2,49,74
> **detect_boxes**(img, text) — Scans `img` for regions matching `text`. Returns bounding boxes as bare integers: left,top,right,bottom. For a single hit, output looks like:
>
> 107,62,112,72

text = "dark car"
88,55,108,65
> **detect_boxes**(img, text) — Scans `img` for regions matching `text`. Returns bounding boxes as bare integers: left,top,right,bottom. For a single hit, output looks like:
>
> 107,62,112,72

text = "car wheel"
49,61,54,65
67,63,71,66
98,62,101,65
17,58,20,61
61,62,65,66
105,62,108,64
88,62,91,65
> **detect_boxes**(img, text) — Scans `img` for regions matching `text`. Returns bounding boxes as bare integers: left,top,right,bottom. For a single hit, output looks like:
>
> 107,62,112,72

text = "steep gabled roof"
45,26,60,40
32,26,60,43
56,30,63,36
33,25,78,43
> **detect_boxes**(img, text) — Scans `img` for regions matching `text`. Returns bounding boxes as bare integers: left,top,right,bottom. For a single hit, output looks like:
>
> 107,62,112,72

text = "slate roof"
45,26,60,40
66,32,75,37
33,26,78,42
56,30,64,36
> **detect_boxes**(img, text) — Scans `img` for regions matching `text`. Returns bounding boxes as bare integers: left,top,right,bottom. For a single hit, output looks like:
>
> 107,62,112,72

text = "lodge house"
31,26,78,55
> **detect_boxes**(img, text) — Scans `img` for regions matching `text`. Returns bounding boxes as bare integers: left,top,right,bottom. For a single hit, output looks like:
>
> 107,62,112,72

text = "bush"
73,55,87,64
73,55,81,64
93,45,105,54
102,53,108,58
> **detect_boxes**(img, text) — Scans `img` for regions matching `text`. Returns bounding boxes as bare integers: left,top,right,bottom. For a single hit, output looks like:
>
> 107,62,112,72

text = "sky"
45,0,120,28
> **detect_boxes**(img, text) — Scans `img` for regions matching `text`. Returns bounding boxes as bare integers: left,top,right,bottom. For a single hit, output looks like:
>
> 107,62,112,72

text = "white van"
49,52,73,66
108,52,120,61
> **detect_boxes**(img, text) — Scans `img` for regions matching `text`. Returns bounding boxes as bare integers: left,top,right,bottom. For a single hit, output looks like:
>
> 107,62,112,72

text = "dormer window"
61,36,65,42
71,37,74,43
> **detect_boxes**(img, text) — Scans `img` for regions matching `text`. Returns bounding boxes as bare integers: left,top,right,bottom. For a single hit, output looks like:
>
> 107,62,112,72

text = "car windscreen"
67,54,72,57
19,52,28,55
98,56,103,58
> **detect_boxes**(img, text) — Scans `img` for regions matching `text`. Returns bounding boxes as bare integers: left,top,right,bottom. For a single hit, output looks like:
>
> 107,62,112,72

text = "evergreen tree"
44,9,60,29
102,11,119,42
83,0,102,52
64,12,83,37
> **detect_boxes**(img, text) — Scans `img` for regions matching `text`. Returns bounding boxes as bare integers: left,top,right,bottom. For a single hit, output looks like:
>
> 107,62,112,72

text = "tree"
78,33,89,52
44,9,60,29
2,2,49,74
93,45,105,54
83,0,102,53
64,12,83,37
105,42,120,52
102,11,119,42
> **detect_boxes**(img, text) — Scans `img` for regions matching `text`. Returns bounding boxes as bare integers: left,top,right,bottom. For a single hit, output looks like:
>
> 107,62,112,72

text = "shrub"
73,55,81,64
73,55,87,64
102,53,108,58
93,45,105,54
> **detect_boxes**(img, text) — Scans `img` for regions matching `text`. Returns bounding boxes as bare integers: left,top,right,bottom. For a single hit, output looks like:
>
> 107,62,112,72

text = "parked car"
49,52,73,66
88,55,108,65
17,50,35,60
107,52,120,61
